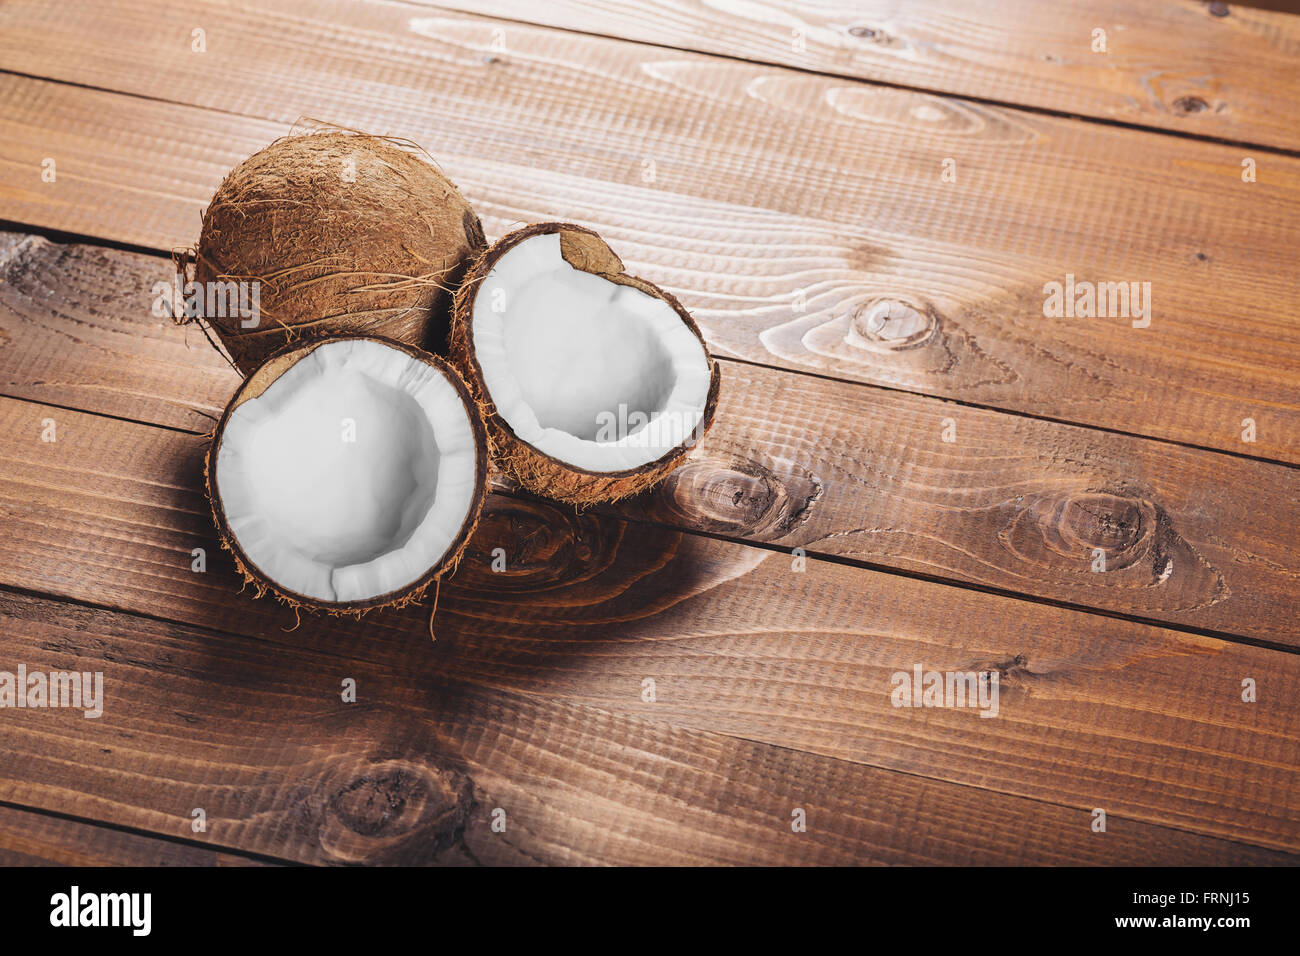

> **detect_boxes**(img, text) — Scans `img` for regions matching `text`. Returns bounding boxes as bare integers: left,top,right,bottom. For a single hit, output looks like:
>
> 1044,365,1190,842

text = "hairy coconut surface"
450,223,720,504
192,130,485,374
208,336,487,613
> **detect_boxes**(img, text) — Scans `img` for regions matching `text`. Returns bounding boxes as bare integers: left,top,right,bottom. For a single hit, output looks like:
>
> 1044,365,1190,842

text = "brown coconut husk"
206,335,488,616
449,222,721,505
188,129,485,374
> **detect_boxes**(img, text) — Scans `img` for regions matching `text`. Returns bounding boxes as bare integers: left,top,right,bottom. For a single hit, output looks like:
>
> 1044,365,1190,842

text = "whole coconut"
192,131,485,373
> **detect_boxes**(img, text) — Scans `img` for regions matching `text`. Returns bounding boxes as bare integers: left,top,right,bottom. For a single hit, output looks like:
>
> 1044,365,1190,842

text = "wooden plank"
0,234,236,432
4,233,1297,644
409,0,1300,152
1,398,1297,852
0,803,270,866
0,7,1298,463
0,588,1290,865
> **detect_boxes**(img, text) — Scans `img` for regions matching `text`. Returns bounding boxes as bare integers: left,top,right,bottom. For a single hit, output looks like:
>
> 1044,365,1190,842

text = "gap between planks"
0,798,281,866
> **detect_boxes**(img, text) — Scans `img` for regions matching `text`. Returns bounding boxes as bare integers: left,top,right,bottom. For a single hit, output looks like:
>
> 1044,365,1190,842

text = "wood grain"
1,397,1297,852
0,803,270,866
1,2,1298,461
3,233,1297,643
1,0,1297,868
410,0,1300,151
0,234,238,431
0,588,1291,865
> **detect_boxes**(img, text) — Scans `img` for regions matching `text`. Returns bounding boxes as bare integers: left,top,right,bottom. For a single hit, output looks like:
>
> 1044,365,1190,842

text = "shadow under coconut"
182,408,724,715
425,492,722,690
89,440,503,864
169,436,733,864
183,403,718,659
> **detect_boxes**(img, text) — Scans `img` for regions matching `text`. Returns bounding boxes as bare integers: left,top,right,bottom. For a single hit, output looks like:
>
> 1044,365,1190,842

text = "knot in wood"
657,456,821,538
851,299,939,352
1172,95,1209,114
463,499,597,589
1057,492,1150,559
326,761,472,841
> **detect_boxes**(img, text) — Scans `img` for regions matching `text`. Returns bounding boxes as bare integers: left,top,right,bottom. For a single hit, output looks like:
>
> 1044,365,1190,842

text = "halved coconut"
450,223,720,504
207,336,487,613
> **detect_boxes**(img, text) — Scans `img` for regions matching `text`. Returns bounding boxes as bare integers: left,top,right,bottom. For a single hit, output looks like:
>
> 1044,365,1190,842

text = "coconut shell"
192,131,485,374
207,335,488,615
449,222,721,505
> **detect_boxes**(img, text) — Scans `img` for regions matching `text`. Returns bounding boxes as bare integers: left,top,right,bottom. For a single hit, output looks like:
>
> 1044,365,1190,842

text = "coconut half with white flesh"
450,223,720,504
208,336,487,613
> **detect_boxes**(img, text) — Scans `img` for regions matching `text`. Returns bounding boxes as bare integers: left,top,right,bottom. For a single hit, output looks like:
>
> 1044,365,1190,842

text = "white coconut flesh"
215,339,479,604
470,233,712,472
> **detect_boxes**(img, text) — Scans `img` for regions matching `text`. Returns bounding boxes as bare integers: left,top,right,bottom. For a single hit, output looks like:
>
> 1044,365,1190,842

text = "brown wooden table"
0,0,1297,866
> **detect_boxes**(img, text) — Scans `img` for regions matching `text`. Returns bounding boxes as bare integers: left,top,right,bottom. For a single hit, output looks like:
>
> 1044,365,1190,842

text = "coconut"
207,336,487,614
450,223,720,504
191,130,485,374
